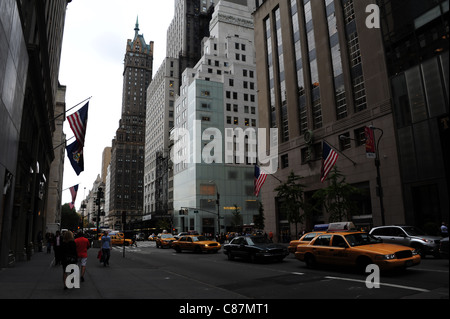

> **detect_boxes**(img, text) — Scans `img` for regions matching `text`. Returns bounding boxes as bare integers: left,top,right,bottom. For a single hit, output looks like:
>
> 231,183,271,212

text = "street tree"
61,203,79,231
313,167,362,222
253,200,265,231
275,171,305,236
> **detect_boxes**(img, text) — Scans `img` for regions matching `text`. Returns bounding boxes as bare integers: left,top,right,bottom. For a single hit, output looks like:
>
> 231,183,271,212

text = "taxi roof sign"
327,222,356,232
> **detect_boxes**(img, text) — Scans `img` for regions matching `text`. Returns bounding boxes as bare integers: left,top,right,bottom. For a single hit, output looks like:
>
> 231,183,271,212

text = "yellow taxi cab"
288,231,325,253
156,233,176,248
172,235,221,253
295,231,421,272
99,231,132,246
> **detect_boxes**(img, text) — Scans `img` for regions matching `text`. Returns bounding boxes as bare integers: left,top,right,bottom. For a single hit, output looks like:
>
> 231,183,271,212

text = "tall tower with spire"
108,20,154,227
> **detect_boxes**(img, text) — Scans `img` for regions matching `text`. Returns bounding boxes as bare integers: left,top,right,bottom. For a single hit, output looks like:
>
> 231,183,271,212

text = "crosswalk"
111,240,156,252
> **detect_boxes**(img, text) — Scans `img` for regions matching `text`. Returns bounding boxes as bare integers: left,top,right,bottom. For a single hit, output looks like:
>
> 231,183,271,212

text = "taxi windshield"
344,233,382,246
161,234,173,238
192,236,208,242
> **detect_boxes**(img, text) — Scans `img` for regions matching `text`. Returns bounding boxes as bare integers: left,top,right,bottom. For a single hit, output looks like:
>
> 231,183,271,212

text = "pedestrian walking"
131,234,137,247
268,231,273,242
61,231,78,290
441,222,448,237
45,232,54,254
54,231,62,266
75,232,90,282
101,231,111,266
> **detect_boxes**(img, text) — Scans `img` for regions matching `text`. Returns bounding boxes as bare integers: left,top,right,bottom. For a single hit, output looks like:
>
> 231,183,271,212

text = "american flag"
67,102,89,151
69,185,79,210
254,165,267,196
320,141,339,182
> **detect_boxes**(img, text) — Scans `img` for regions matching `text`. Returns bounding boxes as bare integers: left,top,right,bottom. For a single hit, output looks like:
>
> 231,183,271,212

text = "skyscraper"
172,0,259,234
143,0,216,228
379,0,449,228
108,19,153,228
253,0,404,236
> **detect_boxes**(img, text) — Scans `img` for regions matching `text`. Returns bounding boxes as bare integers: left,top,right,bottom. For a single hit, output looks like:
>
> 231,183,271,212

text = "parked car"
288,231,325,253
295,231,421,272
156,233,176,248
223,236,289,262
440,237,449,259
369,225,442,258
172,235,221,253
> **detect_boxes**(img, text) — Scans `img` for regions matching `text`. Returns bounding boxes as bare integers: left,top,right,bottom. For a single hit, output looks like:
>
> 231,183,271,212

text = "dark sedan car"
223,236,289,262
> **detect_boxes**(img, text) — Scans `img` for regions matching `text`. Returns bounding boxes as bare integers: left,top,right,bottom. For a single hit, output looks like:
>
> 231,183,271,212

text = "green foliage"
61,203,80,231
275,171,305,235
253,200,265,231
313,167,362,222
231,204,243,232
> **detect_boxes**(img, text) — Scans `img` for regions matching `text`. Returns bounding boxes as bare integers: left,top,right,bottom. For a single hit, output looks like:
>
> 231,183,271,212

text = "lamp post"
371,126,385,226
340,126,385,226
208,180,221,235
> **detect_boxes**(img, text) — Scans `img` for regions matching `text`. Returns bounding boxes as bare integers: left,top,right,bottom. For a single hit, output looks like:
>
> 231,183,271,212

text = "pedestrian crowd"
43,229,112,290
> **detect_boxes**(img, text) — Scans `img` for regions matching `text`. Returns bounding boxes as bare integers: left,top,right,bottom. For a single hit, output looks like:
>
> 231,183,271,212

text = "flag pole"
53,136,75,151
323,139,357,166
54,96,92,122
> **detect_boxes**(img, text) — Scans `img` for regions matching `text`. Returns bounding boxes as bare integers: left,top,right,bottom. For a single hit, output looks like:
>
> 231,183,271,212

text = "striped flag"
67,102,89,151
320,141,339,182
69,185,79,210
254,165,267,196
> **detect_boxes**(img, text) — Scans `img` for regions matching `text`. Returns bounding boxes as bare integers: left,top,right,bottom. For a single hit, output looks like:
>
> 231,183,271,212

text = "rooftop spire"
134,16,139,36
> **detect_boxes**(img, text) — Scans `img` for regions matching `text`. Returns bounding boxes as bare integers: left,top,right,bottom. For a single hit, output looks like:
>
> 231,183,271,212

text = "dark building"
379,0,449,231
253,0,404,239
0,0,71,267
166,0,215,93
108,20,153,228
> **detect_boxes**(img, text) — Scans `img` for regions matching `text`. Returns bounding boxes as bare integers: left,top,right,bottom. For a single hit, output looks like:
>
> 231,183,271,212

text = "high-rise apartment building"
172,0,259,234
253,0,404,238
108,20,153,228
144,58,179,218
142,0,216,229
166,0,216,90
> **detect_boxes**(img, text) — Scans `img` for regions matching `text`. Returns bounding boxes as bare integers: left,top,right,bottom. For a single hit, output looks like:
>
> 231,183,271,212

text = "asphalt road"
116,240,449,300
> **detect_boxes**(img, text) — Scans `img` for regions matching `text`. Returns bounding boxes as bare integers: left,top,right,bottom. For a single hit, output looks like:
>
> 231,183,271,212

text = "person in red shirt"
74,232,90,282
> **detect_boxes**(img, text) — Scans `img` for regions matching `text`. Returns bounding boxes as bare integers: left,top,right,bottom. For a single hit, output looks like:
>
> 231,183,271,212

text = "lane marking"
324,276,430,293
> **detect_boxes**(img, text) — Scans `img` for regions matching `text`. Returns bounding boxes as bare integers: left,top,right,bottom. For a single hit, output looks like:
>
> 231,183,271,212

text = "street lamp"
339,126,385,225
370,126,385,226
209,181,221,235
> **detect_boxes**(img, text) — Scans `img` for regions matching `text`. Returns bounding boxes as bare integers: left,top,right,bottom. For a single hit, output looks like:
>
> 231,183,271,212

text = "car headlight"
376,254,396,260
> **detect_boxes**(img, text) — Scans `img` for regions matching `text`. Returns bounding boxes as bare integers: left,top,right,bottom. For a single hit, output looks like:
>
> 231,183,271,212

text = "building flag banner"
66,140,84,176
67,102,89,152
365,126,376,159
254,165,267,196
320,141,339,183
69,185,79,209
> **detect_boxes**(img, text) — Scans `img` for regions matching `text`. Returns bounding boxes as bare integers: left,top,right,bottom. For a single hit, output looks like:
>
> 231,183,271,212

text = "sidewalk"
0,246,243,299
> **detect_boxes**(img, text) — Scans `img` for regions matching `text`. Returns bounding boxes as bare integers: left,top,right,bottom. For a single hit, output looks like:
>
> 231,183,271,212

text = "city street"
114,241,449,299
0,239,447,316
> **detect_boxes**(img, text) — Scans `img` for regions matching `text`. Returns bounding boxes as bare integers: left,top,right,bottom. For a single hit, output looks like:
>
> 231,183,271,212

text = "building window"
281,154,289,168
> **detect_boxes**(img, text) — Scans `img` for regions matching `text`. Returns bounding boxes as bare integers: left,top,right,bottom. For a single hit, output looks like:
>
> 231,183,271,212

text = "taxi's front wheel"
304,254,316,269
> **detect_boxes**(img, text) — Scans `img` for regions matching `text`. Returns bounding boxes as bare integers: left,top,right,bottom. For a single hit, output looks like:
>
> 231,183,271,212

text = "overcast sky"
59,0,174,208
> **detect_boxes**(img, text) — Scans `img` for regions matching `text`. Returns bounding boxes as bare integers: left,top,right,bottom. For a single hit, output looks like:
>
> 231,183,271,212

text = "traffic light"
97,187,104,199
